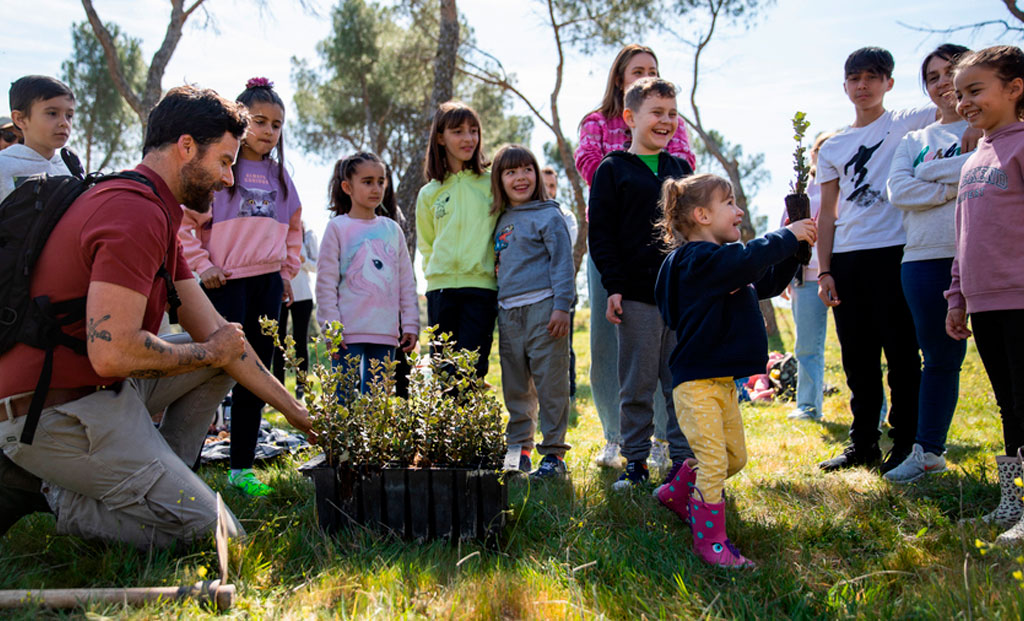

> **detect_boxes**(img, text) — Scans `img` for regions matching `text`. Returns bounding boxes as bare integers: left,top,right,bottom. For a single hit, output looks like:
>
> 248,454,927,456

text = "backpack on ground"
0,167,180,445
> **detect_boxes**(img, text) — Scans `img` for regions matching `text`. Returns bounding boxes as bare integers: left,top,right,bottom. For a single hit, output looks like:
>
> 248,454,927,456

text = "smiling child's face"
624,94,678,155
501,163,537,207
704,187,744,245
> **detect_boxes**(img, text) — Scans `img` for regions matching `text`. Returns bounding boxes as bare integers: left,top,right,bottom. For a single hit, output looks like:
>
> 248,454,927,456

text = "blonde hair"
657,173,733,247
809,130,838,180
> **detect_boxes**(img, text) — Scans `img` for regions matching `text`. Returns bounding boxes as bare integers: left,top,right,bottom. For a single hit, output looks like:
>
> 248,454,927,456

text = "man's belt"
0,387,103,423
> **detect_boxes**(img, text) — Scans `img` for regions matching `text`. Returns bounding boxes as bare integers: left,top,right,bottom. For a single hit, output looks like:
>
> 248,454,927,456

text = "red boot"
690,491,755,569
656,458,697,524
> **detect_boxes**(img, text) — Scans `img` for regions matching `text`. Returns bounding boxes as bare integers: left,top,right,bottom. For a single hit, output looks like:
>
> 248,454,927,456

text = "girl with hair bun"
177,77,303,497
883,44,973,483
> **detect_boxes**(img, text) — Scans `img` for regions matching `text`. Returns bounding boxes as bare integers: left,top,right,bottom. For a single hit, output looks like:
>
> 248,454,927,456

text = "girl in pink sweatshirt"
177,77,302,497
946,46,1024,544
316,152,419,396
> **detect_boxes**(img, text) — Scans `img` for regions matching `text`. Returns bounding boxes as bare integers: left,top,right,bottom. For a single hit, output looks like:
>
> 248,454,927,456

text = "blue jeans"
332,343,396,395
901,259,967,455
587,256,669,443
791,278,827,417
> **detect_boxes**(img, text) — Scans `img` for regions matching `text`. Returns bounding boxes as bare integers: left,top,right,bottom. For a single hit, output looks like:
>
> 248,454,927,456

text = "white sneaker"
503,444,524,472
40,480,63,515
648,439,670,474
594,442,624,469
787,408,821,421
883,443,947,484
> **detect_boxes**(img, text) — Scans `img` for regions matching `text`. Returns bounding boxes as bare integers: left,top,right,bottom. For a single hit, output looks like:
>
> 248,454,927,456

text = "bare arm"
174,277,313,436
816,179,840,307
85,281,243,379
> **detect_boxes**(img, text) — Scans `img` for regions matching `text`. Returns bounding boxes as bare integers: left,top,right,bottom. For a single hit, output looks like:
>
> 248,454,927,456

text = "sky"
0,0,1016,262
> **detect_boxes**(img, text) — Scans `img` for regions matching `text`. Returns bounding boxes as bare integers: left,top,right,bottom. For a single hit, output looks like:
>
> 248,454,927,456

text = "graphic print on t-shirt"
494,223,514,275
237,186,277,218
341,237,397,298
913,141,961,167
843,138,884,207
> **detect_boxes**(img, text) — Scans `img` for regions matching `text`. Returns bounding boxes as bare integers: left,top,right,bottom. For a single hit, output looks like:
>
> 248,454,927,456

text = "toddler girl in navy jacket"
654,174,816,568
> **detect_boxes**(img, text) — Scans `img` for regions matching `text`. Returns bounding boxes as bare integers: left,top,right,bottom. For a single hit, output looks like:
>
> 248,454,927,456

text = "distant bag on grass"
740,352,797,403
768,352,798,401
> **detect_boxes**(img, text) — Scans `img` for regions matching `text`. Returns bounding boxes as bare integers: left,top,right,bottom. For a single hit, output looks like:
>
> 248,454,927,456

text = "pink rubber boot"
690,491,755,569
656,458,698,524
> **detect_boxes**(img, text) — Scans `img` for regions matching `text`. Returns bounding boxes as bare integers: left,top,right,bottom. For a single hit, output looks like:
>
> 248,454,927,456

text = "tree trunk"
395,0,459,260
81,0,205,135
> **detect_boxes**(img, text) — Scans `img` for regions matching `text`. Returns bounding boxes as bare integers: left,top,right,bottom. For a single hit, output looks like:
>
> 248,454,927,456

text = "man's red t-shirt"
0,165,191,397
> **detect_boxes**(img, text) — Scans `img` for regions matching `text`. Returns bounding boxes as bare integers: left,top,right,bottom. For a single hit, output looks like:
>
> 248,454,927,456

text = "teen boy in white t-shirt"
815,47,937,474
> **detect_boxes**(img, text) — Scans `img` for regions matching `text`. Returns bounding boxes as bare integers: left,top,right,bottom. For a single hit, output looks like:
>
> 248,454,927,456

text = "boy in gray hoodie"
492,145,575,479
0,76,76,201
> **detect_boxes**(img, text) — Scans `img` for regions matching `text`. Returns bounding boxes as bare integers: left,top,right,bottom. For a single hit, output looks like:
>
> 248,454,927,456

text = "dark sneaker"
0,485,51,537
519,454,533,472
818,444,881,471
0,453,41,493
503,444,531,473
531,455,568,479
611,460,650,490
880,443,914,475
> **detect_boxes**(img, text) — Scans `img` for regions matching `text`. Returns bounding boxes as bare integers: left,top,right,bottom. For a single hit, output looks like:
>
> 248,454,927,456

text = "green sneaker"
228,469,273,497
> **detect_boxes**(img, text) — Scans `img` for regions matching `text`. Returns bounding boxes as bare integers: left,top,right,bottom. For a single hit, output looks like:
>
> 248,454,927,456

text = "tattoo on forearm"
87,315,112,343
129,369,167,379
177,343,208,366
144,335,168,353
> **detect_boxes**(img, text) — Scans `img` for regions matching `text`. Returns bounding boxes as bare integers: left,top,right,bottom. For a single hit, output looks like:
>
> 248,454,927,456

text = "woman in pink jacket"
575,44,695,472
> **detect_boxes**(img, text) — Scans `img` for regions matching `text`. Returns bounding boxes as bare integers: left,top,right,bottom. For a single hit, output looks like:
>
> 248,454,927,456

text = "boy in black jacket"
588,77,695,490
654,173,815,568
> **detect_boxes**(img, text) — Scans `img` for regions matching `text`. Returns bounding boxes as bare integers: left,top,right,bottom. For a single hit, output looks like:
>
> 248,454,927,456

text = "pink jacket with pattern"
574,111,696,187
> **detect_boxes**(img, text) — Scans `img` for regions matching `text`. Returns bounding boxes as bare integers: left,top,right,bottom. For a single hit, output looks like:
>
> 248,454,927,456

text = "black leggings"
272,299,314,386
972,309,1024,456
204,273,283,470
426,287,497,378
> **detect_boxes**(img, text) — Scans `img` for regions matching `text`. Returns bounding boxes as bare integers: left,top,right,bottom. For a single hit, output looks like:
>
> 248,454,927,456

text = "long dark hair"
328,151,385,216
229,77,288,200
375,162,405,226
423,100,487,183
587,44,659,123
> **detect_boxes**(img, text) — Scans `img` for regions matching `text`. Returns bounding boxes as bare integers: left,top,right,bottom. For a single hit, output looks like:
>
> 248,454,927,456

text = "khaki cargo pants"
0,335,242,548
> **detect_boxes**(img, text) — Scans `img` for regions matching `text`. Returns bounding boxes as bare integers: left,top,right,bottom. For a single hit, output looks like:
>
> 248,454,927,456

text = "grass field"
1,306,1022,619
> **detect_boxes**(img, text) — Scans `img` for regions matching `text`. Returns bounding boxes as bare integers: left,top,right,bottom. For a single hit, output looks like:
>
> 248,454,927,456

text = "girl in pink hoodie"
316,152,418,397
946,46,1024,544
177,78,302,497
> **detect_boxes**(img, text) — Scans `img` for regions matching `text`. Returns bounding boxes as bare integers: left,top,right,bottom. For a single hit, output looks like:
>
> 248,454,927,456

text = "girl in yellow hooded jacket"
416,101,498,378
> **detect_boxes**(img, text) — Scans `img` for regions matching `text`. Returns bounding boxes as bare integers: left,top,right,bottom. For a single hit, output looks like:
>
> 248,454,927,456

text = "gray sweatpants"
498,297,571,457
0,334,242,548
617,300,694,463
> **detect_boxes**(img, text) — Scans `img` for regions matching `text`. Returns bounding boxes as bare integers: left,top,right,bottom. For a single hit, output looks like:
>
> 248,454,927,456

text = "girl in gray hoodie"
491,145,575,480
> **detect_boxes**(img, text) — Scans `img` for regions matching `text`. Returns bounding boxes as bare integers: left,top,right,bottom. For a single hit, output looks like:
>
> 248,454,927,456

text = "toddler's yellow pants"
672,377,747,501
